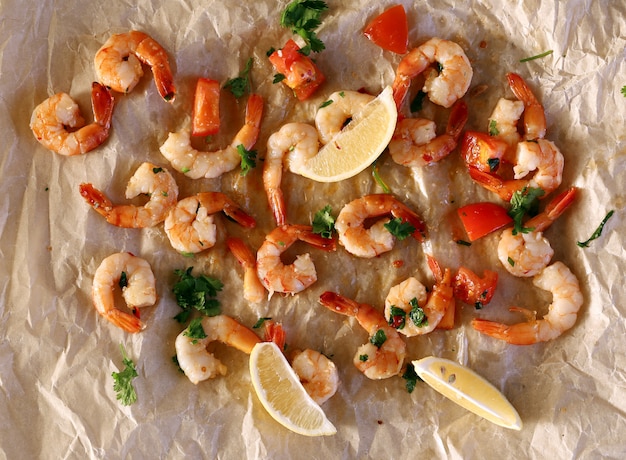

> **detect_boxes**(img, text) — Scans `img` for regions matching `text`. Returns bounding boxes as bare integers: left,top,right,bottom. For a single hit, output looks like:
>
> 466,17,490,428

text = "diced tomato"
363,4,408,54
268,39,325,101
457,202,513,241
192,78,221,137
453,267,498,308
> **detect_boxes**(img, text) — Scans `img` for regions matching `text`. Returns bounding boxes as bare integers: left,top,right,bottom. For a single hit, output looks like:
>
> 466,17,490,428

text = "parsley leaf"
402,362,421,393
118,271,128,290
312,205,335,239
184,318,207,344
508,187,545,235
577,210,614,248
519,50,553,63
272,73,286,84
280,0,328,55
172,267,223,322
409,297,428,327
319,99,333,108
621,86,626,97
370,329,387,348
388,306,406,330
372,161,391,193
410,90,427,113
112,344,138,406
253,317,272,329
488,119,499,136
384,217,415,240
224,58,253,98
236,144,257,176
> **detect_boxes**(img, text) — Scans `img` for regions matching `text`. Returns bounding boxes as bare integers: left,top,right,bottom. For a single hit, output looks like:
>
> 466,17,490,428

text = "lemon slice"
412,356,523,430
299,85,397,182
249,342,337,436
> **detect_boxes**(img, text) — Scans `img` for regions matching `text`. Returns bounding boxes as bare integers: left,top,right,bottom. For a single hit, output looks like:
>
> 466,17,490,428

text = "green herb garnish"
236,144,257,176
224,57,253,98
488,119,499,136
280,0,329,55
402,362,421,393
184,318,207,344
621,86,626,97
388,306,406,330
172,267,223,322
577,210,614,248
372,161,391,193
359,354,369,362
384,217,415,240
519,50,553,63
319,99,333,108
456,239,472,247
409,297,428,327
312,205,335,239
253,317,272,329
118,271,128,289
508,186,545,235
112,344,138,406
410,90,427,113
272,73,286,84
370,329,387,348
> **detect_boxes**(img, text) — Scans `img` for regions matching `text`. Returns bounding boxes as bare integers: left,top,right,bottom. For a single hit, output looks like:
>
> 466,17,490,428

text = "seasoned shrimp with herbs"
472,261,583,345
30,82,114,156
160,94,263,179
335,194,426,258
319,291,407,379
392,37,473,109
94,30,176,102
164,192,256,254
92,252,156,333
79,162,178,228
314,90,374,144
175,315,261,384
256,224,336,298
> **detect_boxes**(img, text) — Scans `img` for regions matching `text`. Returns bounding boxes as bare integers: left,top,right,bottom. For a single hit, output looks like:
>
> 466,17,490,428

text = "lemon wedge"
299,85,397,182
412,356,523,430
249,342,337,436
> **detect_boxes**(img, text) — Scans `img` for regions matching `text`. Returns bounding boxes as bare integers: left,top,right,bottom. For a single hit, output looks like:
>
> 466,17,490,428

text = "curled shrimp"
94,30,176,102
263,320,339,405
256,224,336,298
175,315,262,384
227,237,266,305
319,291,407,380
263,122,319,226
384,256,454,336
164,192,256,254
499,187,576,277
314,90,374,144
160,94,263,179
392,37,473,109
30,82,114,156
388,100,468,167
79,162,178,228
92,252,156,333
335,194,426,258
472,261,583,345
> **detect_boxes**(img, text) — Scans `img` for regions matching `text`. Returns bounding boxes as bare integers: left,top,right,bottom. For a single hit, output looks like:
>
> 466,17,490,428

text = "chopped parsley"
384,217,415,240
272,73,286,84
312,205,335,239
507,256,515,267
621,86,626,97
280,0,329,55
388,306,406,330
410,90,427,113
508,186,545,235
456,239,472,247
111,344,138,406
488,119,499,136
118,271,128,289
319,99,333,108
519,50,553,63
359,354,369,362
402,362,421,393
152,167,164,174
183,318,207,344
253,317,272,329
172,267,223,323
236,144,257,176
408,298,428,327
487,158,500,171
577,210,614,248
370,329,387,348
372,161,391,193
224,57,253,98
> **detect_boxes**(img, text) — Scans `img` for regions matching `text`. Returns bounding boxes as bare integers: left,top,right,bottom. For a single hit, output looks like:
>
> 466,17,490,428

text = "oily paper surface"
1,0,625,458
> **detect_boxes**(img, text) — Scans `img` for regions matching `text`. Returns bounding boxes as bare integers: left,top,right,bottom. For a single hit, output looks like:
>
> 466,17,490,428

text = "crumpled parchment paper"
1,0,625,458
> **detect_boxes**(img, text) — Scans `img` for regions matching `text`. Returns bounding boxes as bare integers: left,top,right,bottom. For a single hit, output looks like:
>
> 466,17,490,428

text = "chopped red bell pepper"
457,202,513,241
192,78,220,137
363,4,408,54
268,39,325,101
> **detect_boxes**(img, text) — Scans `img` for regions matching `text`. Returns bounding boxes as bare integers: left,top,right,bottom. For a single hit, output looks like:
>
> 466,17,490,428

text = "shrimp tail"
237,94,264,150
79,183,113,218
506,72,546,140
227,237,256,267
134,33,176,102
447,100,469,139
467,165,527,201
91,82,115,128
471,318,539,345
294,225,337,252
319,291,359,317
104,308,145,333
525,186,576,232
267,187,287,227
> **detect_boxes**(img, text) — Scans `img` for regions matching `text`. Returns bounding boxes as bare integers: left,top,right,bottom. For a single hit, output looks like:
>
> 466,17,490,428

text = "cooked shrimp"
384,256,454,336
30,82,114,156
164,192,256,254
263,122,319,226
388,100,468,167
499,187,576,277
227,237,266,304
94,30,176,102
160,94,263,179
392,37,473,109
79,162,178,228
256,224,335,298
471,261,583,345
335,194,426,258
291,349,339,405
92,252,156,333
506,72,546,141
175,315,262,384
319,291,406,379
487,98,525,154
314,90,374,144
